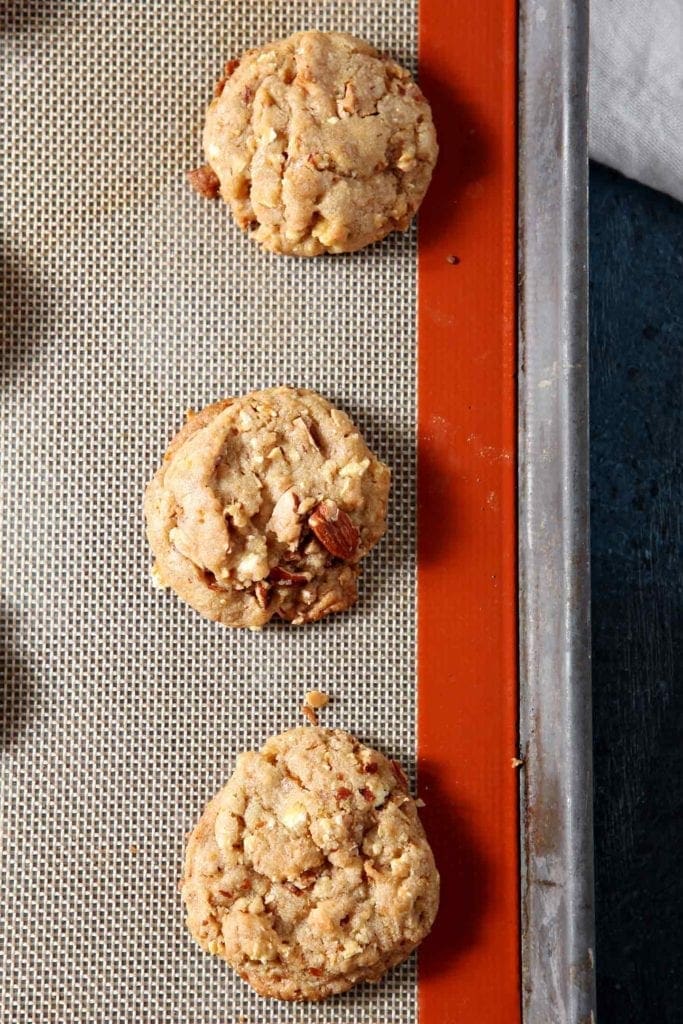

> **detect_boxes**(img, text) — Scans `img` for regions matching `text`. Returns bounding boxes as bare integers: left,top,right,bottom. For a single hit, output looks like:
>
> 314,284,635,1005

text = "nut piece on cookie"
181,727,440,1001
144,387,390,629
198,30,439,256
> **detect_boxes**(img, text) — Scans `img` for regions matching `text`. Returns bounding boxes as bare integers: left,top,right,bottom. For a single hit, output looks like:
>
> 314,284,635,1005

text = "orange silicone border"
416,1,520,1021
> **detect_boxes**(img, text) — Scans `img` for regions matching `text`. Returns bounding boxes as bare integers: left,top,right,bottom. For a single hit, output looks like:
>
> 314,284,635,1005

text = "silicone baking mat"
1,1,518,1021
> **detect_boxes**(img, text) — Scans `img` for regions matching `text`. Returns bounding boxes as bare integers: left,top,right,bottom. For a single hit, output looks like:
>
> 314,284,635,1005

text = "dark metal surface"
518,1,595,1021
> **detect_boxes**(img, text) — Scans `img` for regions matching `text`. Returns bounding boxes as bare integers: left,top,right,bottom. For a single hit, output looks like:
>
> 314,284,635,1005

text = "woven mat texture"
1,2,418,1021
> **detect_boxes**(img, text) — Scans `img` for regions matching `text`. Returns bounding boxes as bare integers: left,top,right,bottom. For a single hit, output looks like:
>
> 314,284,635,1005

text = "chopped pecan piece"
283,881,304,896
390,759,409,789
269,566,309,586
201,569,223,592
308,500,359,560
301,704,317,725
214,58,240,97
187,164,220,199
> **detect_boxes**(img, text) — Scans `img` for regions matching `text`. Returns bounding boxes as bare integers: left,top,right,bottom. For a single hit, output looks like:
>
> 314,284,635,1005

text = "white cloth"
590,0,683,201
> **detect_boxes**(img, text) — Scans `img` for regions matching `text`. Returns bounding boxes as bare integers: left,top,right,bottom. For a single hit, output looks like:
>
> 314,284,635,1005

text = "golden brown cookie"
181,727,439,1000
144,388,390,628
197,30,438,255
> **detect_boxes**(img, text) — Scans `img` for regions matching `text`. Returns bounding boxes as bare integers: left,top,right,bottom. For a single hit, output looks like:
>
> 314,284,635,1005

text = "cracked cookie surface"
201,30,438,255
182,727,439,1001
144,387,390,629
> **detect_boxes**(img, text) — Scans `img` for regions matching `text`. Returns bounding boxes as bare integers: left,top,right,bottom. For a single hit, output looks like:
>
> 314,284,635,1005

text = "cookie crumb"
214,58,241,98
305,689,329,709
446,254,461,265
129,844,138,855
150,563,166,590
301,704,317,725
187,163,220,199
415,798,426,808
511,757,524,768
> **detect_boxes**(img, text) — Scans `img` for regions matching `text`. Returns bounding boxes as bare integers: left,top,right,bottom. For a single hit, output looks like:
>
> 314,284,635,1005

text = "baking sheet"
4,1,594,1021
2,3,419,1021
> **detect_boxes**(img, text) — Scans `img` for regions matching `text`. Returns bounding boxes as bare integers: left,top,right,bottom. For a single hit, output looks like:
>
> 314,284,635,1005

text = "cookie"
197,30,438,256
182,727,439,1001
144,387,390,629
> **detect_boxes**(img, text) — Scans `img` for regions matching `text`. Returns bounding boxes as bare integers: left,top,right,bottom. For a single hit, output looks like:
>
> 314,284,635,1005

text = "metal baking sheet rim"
518,1,596,1022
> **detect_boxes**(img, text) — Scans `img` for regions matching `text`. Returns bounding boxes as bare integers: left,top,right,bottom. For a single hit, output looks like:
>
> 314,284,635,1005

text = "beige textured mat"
1,2,418,1020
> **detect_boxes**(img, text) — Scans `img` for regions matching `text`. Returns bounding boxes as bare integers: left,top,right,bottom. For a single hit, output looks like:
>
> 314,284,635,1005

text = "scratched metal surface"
518,1,595,1022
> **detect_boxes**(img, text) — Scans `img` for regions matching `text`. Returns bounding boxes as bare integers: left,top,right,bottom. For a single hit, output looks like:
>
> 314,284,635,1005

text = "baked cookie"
144,387,390,629
195,30,438,256
182,727,439,1001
